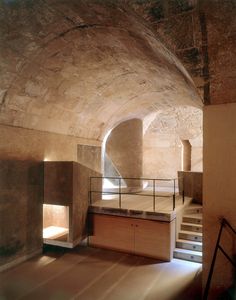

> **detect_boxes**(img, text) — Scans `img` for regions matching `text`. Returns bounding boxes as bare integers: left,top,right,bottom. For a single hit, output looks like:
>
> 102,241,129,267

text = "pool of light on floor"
43,226,68,239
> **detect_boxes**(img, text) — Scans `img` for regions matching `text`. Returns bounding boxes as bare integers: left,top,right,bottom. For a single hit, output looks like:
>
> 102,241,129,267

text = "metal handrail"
203,218,236,300
90,175,184,181
89,176,185,212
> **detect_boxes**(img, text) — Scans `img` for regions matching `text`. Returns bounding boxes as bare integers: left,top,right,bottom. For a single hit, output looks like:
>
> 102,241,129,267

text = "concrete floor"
0,246,202,300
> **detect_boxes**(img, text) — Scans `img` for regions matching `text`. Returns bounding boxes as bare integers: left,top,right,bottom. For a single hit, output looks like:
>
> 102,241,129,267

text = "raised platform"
88,196,192,261
89,195,192,222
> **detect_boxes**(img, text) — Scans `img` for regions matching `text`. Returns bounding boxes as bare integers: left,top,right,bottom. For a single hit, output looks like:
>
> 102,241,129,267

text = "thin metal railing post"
173,179,176,211
153,179,155,212
203,219,225,300
182,176,185,204
119,178,121,208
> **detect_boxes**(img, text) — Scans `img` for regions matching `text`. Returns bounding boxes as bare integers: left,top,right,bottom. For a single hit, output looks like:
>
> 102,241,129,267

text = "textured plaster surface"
143,105,202,178
77,145,102,174
0,124,101,162
178,171,202,203
106,119,143,184
0,160,43,267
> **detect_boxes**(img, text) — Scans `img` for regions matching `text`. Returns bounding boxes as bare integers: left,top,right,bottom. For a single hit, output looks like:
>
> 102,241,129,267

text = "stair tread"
186,204,203,208
187,203,202,208
182,222,202,227
183,214,202,218
176,239,202,246
179,230,202,236
174,248,202,256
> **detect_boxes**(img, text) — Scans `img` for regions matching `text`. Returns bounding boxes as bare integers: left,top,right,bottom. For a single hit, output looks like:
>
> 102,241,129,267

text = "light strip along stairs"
174,203,203,263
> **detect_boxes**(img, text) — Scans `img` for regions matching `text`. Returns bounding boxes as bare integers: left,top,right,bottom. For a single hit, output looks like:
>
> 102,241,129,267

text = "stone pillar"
106,119,143,190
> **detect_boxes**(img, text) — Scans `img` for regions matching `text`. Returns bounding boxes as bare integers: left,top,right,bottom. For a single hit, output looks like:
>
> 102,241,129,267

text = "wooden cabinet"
89,214,175,261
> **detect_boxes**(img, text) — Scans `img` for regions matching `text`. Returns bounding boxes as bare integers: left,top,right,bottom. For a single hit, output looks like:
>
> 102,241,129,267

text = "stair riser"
176,241,202,252
174,252,202,263
184,208,203,214
179,233,202,242
183,217,202,225
181,224,202,233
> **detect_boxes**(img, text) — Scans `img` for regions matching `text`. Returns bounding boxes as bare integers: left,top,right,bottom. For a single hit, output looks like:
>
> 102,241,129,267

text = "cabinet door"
90,214,134,253
134,219,174,261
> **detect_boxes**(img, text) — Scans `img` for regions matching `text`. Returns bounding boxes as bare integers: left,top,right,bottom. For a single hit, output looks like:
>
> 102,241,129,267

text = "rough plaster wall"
44,162,73,206
143,133,181,179
106,119,143,185
0,160,43,268
143,147,181,179
73,163,101,242
0,124,100,267
143,106,202,179
0,124,101,162
191,147,202,172
203,104,236,298
77,145,102,174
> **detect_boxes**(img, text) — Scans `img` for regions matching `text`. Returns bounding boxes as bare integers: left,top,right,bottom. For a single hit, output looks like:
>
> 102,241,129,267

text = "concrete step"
176,239,202,252
183,214,202,225
179,230,202,242
181,222,202,233
184,204,203,215
174,248,202,263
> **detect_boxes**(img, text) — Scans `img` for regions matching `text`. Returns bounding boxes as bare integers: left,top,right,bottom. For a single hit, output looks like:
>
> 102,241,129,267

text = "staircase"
174,203,203,263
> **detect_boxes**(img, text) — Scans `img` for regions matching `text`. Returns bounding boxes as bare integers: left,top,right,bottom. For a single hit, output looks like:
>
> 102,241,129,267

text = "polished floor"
0,246,202,300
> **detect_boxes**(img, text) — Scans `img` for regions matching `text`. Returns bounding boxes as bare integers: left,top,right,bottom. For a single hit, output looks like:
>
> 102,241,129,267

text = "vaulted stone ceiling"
0,0,202,141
